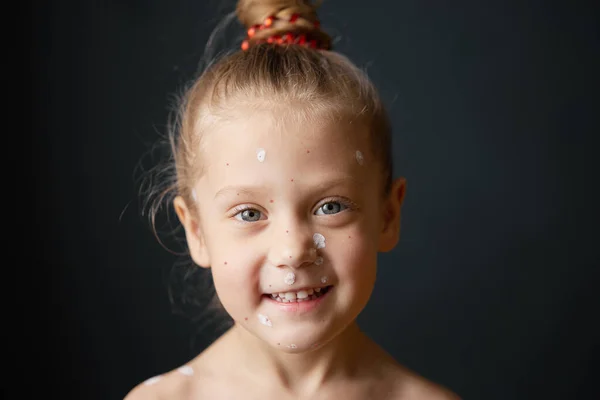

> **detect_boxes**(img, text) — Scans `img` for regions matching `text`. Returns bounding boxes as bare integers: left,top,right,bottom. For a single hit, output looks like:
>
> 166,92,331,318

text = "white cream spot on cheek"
143,376,162,386
321,276,328,284
177,365,194,376
313,233,326,249
356,150,364,165
315,256,324,266
191,189,197,202
284,272,295,285
256,148,266,162
258,314,272,327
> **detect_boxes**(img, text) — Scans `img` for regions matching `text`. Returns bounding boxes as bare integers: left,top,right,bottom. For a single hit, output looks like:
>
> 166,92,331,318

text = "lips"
264,286,332,302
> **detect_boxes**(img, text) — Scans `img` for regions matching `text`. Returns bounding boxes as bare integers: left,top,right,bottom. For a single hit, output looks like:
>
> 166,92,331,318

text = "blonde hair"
139,0,394,334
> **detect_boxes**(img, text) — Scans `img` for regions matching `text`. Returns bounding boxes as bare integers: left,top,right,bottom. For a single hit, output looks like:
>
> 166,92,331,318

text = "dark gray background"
31,0,597,399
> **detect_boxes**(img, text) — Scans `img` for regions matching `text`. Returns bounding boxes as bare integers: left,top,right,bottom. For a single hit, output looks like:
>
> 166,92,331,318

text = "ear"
378,177,407,252
173,195,211,268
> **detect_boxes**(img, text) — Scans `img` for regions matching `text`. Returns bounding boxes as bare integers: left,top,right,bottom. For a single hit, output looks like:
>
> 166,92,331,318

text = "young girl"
126,0,460,398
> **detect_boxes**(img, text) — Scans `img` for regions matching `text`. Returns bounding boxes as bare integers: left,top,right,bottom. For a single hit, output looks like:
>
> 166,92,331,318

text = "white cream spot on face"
256,148,266,162
191,188,197,202
356,150,364,165
315,256,324,266
284,272,296,285
321,276,328,284
178,365,194,376
287,344,297,349
143,376,162,386
258,313,272,327
313,233,326,249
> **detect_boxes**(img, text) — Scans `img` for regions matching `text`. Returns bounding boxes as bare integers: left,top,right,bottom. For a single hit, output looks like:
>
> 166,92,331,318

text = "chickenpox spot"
290,178,294,182
256,148,266,162
356,150,364,165
244,317,248,321
143,376,162,386
313,233,326,249
226,162,229,166
315,256,324,266
270,199,274,203
258,314,272,327
224,261,228,265
348,235,352,239
284,272,296,285
286,230,289,233
178,366,194,376
306,150,310,154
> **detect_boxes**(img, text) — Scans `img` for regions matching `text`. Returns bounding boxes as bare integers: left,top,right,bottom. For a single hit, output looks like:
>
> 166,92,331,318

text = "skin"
124,109,461,399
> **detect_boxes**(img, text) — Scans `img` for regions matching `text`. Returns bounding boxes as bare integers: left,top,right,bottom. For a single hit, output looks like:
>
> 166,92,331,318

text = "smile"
262,286,333,314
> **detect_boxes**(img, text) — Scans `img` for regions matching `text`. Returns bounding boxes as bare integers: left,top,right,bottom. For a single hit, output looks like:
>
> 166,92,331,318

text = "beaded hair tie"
241,13,329,51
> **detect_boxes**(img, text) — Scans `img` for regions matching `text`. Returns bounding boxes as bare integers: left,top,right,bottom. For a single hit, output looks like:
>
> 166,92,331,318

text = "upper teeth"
270,287,324,301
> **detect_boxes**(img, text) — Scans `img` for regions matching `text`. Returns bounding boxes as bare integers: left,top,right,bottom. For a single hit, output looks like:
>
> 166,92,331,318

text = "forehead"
198,112,375,190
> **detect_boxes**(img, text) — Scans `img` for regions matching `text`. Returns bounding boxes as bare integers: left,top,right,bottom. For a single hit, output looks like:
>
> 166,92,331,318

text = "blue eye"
316,202,347,215
234,208,262,222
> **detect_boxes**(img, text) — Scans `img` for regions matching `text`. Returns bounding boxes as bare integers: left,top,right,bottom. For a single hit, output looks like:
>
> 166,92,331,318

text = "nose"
269,224,318,269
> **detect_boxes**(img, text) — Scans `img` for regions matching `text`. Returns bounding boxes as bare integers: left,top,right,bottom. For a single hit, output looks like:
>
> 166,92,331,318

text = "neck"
229,321,374,394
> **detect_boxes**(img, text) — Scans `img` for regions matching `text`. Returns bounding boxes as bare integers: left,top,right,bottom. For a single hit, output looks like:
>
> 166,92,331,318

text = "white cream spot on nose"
356,150,364,165
258,313,272,327
284,272,296,285
313,233,326,249
256,148,266,162
177,365,194,376
315,256,324,266
143,376,162,385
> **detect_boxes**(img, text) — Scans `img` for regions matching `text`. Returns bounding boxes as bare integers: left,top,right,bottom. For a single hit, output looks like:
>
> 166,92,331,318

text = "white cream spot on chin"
284,272,296,285
256,148,266,162
258,313,272,327
321,276,328,284
356,150,364,165
314,256,324,266
313,233,326,249
177,365,194,376
191,188,197,202
143,375,162,386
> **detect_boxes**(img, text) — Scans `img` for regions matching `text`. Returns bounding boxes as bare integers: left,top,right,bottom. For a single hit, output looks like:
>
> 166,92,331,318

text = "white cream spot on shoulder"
143,375,162,386
177,365,194,376
313,233,326,249
256,148,266,162
284,272,295,285
321,276,328,284
356,150,364,165
314,256,324,266
258,313,272,327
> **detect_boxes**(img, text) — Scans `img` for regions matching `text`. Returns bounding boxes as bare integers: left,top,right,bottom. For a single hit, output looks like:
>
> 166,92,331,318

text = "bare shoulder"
122,363,209,400
387,364,462,400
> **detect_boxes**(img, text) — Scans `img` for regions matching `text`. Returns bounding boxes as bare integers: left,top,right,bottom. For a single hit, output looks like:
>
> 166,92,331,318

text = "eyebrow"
213,177,358,201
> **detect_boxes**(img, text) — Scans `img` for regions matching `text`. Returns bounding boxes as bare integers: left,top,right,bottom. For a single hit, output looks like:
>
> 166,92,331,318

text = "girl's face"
186,110,402,352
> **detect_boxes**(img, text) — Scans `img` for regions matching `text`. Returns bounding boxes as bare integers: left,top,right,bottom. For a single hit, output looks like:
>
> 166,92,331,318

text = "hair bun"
236,0,331,50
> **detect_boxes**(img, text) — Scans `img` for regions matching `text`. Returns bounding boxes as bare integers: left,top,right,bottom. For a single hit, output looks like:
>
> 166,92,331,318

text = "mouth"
262,285,333,303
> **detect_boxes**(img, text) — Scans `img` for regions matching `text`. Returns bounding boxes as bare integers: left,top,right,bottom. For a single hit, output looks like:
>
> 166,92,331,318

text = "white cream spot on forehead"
356,150,364,165
143,376,162,385
313,233,326,249
258,314,272,327
178,365,194,376
256,148,266,162
284,272,296,285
